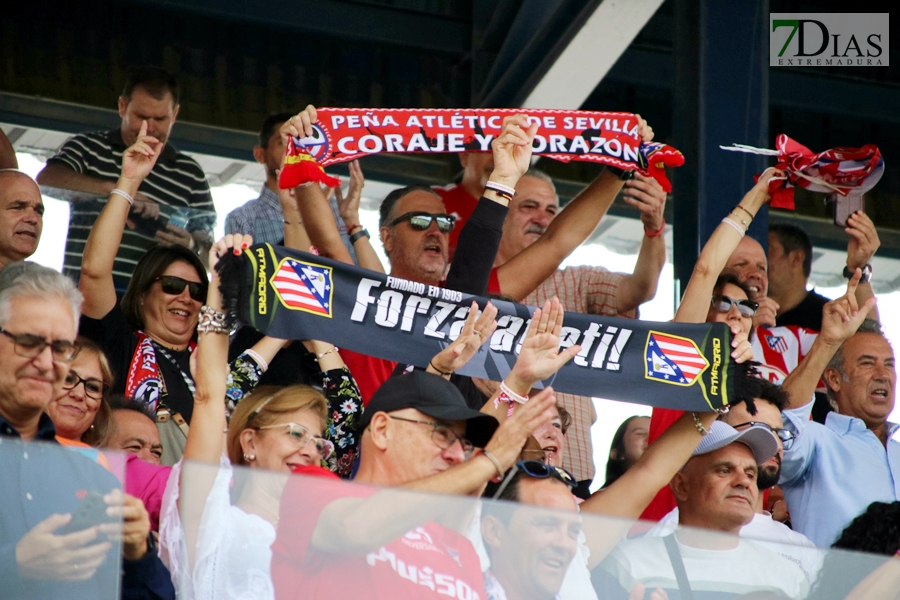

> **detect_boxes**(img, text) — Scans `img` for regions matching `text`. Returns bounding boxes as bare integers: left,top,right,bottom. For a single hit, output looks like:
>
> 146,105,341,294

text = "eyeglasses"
154,276,207,302
387,212,456,233
711,294,759,318
256,422,335,460
63,370,109,400
0,326,76,362
491,460,577,500
388,415,474,459
731,421,795,451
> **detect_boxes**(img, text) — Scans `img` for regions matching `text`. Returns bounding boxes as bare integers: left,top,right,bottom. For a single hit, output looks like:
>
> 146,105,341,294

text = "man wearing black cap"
594,421,810,599
272,370,559,600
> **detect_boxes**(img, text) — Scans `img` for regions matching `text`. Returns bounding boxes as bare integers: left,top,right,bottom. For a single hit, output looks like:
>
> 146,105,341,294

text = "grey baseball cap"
692,421,779,466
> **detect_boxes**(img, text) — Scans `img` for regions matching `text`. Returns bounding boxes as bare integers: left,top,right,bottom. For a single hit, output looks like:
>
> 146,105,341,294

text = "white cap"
691,421,778,466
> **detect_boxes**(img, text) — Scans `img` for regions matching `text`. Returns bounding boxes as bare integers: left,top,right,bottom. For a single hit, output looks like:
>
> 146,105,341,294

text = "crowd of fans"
0,65,899,600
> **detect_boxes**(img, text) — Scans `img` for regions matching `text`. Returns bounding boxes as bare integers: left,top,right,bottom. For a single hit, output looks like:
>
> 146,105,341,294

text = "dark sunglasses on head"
491,459,577,500
711,294,758,318
155,275,207,302
388,212,456,233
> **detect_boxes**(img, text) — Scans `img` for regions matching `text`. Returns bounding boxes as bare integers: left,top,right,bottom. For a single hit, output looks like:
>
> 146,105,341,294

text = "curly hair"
833,501,900,555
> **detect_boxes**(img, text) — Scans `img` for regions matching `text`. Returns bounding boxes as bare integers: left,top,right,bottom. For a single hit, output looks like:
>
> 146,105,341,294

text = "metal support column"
672,0,769,301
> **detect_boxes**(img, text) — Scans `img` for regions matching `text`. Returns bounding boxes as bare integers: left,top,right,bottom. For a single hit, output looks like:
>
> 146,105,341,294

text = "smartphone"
833,192,865,227
58,491,113,535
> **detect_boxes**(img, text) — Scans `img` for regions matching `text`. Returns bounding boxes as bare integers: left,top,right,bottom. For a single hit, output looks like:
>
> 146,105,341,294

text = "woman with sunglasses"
49,336,114,449
79,121,288,464
159,232,359,600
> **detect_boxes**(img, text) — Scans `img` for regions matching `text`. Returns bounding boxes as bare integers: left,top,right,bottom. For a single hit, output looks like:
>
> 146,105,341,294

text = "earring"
243,453,256,462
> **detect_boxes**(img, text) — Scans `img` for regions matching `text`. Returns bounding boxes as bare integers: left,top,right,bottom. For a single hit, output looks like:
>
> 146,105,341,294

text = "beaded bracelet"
692,412,711,436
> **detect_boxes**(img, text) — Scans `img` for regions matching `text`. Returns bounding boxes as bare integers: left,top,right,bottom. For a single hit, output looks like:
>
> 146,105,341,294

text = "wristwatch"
843,263,873,283
606,166,635,180
349,228,370,245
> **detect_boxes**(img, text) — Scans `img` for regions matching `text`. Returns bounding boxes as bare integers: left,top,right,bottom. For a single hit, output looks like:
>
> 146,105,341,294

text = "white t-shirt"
159,455,277,600
598,533,810,599
647,508,823,583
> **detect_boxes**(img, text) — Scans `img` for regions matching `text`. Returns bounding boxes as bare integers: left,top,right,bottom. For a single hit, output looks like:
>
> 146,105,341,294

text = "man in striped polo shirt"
37,66,214,292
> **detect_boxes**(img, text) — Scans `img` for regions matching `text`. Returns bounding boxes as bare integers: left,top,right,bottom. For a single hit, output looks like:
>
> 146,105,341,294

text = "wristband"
429,360,452,377
692,412,711,436
481,450,505,481
349,228,370,245
346,223,363,235
843,263,872,283
495,382,529,418
644,218,666,238
721,217,745,237
111,188,135,206
243,349,269,372
734,204,756,220
485,181,516,202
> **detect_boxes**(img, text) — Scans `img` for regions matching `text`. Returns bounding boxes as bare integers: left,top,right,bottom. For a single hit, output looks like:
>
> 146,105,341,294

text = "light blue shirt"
780,401,900,547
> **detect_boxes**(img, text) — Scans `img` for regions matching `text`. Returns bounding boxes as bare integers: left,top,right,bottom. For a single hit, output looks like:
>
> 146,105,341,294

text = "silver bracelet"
197,305,232,335
111,188,135,205
692,412,711,436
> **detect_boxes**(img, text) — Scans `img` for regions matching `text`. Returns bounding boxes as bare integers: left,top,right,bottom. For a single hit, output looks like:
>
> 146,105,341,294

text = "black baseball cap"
360,370,499,447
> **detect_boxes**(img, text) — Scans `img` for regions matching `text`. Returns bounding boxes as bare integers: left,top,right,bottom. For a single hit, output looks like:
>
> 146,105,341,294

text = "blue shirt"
225,184,358,262
780,401,900,547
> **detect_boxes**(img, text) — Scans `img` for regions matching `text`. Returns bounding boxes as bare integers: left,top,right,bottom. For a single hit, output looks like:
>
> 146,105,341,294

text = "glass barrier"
171,459,900,600
0,438,127,600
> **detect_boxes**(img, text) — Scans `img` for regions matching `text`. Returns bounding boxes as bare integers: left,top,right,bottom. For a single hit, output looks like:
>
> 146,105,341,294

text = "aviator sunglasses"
710,294,759,318
154,276,207,302
491,459,577,500
387,212,456,233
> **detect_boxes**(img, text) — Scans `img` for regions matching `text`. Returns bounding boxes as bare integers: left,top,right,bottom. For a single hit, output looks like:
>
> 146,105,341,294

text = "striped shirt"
523,265,637,482
47,129,214,291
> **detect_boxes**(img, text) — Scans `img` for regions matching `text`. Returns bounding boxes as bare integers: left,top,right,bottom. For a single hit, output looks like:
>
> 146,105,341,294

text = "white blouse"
159,455,276,600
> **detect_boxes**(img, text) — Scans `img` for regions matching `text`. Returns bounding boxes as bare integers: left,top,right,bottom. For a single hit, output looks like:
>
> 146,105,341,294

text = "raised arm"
616,178,668,312
496,117,658,302
845,210,880,322
0,127,17,169
279,106,357,267
781,270,876,409
337,160,385,272
674,168,783,324
78,121,160,319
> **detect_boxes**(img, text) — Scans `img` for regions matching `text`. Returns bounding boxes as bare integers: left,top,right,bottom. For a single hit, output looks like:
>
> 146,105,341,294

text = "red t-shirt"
272,476,485,600
433,184,478,259
340,349,398,406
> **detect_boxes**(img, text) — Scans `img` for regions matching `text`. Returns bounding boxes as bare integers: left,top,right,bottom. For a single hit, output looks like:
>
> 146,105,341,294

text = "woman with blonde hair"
49,336,115,448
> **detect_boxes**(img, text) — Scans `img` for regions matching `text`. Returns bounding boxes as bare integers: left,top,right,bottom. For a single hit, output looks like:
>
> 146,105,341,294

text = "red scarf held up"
279,108,684,192
723,134,884,210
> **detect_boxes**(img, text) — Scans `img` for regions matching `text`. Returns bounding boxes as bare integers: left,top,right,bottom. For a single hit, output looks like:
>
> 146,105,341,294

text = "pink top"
126,453,172,531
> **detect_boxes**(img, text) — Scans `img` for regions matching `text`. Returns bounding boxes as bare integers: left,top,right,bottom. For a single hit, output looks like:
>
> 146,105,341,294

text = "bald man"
0,170,43,268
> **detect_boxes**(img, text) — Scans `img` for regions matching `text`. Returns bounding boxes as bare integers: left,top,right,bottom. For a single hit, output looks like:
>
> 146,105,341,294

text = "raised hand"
429,302,498,376
507,297,581,393
282,105,318,140
635,114,654,142
752,296,779,329
623,173,666,234
337,160,365,225
845,210,880,271
730,326,754,363
489,114,539,188
209,233,252,275
120,120,161,184
820,268,877,346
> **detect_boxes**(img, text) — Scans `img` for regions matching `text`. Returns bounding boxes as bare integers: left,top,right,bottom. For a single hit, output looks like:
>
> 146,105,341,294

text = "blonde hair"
227,385,328,466
71,336,115,447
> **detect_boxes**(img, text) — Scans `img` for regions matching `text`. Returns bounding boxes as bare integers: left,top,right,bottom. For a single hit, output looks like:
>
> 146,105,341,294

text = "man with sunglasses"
272,369,561,600
0,262,175,600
